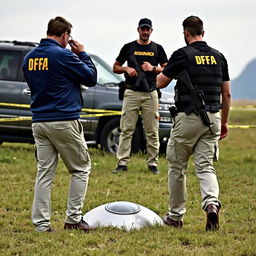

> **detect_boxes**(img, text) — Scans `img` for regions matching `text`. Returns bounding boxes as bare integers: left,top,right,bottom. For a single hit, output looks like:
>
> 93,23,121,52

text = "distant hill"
231,59,256,99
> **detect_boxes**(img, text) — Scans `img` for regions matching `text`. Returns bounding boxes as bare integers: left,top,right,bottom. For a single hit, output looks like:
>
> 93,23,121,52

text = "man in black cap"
112,18,168,174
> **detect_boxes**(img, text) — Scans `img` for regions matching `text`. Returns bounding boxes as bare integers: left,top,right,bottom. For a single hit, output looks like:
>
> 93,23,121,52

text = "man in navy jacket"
23,16,97,232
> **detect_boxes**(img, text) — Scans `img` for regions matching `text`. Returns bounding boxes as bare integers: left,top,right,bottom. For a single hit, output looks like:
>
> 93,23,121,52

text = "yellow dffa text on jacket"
195,55,217,65
28,58,48,71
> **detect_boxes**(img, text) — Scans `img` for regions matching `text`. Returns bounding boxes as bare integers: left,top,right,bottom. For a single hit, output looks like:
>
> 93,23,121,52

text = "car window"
0,50,22,81
91,57,121,85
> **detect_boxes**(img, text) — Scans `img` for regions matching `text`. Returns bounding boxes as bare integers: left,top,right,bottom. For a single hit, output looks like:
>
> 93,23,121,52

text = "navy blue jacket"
23,38,97,122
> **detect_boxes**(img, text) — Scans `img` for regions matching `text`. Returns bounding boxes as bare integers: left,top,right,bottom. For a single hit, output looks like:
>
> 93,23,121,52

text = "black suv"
0,40,174,153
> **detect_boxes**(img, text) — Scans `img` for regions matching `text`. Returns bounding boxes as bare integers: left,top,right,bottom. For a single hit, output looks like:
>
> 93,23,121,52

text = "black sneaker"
148,165,160,174
112,165,128,173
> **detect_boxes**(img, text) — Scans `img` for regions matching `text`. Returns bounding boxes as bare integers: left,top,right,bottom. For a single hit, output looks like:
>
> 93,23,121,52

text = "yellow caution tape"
0,112,122,122
2,102,256,112
0,103,30,108
81,108,121,114
0,103,255,127
0,117,32,122
0,102,121,115
1,115,255,129
0,109,122,122
1,102,256,111
231,105,256,110
228,125,256,129
80,112,121,118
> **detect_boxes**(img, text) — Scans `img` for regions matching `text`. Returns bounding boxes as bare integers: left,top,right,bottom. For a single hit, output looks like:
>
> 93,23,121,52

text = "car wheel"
99,117,144,154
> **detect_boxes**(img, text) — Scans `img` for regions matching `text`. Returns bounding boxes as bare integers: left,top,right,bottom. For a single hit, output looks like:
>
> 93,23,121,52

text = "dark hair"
47,16,72,37
182,16,203,36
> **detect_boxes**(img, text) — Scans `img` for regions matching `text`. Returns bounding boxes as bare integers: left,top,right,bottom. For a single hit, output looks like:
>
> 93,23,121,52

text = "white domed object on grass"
83,201,164,231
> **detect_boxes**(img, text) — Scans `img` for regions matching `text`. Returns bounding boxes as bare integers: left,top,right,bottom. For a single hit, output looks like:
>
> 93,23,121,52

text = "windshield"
90,54,122,85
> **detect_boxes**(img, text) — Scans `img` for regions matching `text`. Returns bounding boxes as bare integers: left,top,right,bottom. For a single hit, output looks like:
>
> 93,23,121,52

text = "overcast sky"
1,0,255,79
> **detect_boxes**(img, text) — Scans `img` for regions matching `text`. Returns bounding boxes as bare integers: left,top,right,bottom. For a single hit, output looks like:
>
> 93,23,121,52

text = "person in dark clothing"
112,18,168,174
157,16,231,231
23,16,97,232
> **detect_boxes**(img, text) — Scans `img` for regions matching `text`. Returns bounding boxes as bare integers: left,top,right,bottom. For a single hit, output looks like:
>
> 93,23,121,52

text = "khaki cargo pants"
117,89,159,167
31,120,91,231
166,112,221,221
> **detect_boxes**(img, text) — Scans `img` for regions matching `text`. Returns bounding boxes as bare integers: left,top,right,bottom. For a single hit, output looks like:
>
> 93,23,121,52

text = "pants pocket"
77,120,83,134
166,139,176,163
213,142,219,162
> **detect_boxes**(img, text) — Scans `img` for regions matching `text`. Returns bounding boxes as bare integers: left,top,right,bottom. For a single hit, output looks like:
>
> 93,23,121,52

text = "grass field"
0,109,256,256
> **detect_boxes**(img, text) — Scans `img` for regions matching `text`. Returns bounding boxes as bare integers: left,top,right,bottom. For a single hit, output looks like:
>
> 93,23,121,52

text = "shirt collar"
40,38,63,48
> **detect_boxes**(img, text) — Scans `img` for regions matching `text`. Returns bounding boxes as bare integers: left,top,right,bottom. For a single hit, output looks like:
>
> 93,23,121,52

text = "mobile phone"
69,40,75,47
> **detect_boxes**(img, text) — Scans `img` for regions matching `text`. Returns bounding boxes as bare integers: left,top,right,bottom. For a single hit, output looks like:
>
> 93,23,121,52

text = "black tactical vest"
126,41,158,91
175,45,223,113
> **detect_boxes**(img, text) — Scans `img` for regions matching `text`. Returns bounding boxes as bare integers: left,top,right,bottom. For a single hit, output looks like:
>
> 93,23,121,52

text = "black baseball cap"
138,18,152,28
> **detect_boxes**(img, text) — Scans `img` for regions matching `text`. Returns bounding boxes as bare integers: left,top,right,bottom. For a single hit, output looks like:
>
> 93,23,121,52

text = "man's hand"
69,40,85,55
220,123,228,140
113,61,137,76
141,61,153,72
125,67,138,77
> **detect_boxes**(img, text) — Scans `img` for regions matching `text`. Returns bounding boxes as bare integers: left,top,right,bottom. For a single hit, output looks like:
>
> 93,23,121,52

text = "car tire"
99,117,144,154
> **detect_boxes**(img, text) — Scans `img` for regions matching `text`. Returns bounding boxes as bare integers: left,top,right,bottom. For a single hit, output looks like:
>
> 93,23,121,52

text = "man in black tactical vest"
112,18,168,174
157,16,231,231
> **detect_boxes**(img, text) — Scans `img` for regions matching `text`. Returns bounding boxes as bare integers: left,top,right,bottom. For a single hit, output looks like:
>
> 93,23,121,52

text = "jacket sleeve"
63,50,97,87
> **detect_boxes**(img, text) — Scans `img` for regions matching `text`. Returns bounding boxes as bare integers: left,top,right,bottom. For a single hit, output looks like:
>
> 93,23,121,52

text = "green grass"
0,110,256,255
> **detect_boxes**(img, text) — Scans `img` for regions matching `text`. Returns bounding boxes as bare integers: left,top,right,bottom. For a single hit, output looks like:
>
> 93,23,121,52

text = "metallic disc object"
83,201,164,231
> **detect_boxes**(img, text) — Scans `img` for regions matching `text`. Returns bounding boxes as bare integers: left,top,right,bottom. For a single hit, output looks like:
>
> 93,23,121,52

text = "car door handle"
80,85,88,90
23,88,31,96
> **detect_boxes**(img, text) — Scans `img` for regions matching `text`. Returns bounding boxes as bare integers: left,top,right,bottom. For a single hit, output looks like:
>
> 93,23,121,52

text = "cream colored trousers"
31,120,91,231
166,112,221,221
117,89,159,167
